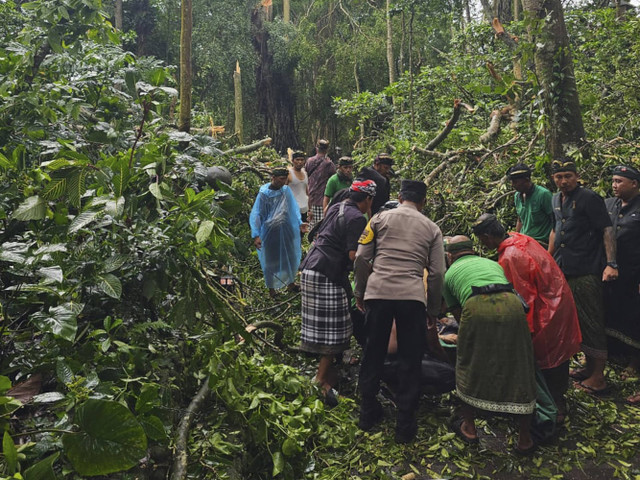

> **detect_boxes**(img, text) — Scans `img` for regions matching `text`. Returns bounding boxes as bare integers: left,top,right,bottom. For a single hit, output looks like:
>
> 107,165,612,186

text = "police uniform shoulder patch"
359,220,375,244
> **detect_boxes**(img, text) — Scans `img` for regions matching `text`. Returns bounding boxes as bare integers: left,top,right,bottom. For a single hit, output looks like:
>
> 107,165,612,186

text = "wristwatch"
607,261,619,269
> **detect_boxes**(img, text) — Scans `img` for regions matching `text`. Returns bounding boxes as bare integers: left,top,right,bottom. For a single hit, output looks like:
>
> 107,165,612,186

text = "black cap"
271,167,289,177
611,165,640,181
506,163,531,180
472,213,500,235
338,156,354,166
375,153,394,165
551,158,577,174
400,179,427,198
291,150,306,160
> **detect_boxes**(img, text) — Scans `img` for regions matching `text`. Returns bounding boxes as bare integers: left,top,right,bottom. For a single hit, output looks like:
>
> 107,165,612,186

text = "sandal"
625,392,640,405
574,380,610,396
449,416,479,444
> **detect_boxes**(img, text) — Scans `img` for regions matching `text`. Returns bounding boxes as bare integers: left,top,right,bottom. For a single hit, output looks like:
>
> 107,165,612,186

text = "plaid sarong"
567,274,607,359
309,205,325,230
300,269,352,355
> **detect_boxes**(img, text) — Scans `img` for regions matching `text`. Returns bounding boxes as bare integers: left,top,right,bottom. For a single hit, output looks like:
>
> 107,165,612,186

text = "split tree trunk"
386,0,396,85
521,0,586,158
178,0,192,133
234,61,244,144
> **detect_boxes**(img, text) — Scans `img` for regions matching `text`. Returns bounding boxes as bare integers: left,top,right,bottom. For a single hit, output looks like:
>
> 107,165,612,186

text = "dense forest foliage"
1,0,640,478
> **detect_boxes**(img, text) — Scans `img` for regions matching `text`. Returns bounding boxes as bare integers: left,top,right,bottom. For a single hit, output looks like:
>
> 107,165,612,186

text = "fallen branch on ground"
222,137,272,156
170,377,210,480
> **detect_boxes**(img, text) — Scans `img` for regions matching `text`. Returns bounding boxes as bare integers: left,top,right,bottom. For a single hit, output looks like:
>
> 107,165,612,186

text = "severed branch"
222,137,272,156
170,377,210,480
423,99,475,151
425,155,461,186
479,105,513,144
492,18,519,50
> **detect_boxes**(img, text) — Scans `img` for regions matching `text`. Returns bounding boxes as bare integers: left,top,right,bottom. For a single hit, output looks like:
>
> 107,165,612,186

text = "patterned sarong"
309,205,325,230
567,275,608,359
604,280,640,351
300,269,352,355
456,292,536,415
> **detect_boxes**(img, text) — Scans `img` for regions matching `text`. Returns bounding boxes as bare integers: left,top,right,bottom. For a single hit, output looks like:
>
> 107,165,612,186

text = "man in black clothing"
604,165,640,404
359,153,393,215
548,159,617,394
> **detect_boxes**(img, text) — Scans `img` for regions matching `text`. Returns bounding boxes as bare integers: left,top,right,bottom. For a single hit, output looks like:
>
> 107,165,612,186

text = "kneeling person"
443,236,536,453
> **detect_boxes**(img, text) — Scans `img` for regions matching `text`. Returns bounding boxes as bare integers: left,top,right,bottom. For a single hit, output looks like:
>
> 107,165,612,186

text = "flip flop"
625,392,640,405
574,380,609,396
449,416,479,444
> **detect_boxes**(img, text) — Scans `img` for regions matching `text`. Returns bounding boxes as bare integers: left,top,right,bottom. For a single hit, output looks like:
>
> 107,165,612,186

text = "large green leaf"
13,196,47,221
24,452,60,480
68,210,100,234
196,220,214,243
96,273,122,299
62,399,147,476
3,431,17,474
0,152,14,170
37,266,63,283
67,169,88,208
102,254,128,273
41,175,67,200
31,302,83,342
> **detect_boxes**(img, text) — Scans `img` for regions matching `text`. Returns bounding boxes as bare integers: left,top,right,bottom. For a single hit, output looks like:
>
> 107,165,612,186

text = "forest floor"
261,292,640,480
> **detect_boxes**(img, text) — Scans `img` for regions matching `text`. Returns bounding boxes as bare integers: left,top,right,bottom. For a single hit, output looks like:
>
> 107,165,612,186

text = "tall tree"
179,0,192,132
522,0,586,158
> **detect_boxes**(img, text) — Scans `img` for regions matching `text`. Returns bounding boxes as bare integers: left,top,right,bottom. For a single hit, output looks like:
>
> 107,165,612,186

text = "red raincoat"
498,233,582,369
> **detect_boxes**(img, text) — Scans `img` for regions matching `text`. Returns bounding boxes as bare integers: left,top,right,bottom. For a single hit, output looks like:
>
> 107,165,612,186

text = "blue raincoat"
250,184,302,289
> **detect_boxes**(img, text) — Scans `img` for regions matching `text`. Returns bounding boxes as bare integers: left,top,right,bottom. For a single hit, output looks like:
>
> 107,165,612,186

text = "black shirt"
300,200,367,284
552,186,611,276
358,166,390,215
606,195,640,283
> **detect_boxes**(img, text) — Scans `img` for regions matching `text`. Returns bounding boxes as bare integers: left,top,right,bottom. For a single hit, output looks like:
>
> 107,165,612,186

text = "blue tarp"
250,184,302,289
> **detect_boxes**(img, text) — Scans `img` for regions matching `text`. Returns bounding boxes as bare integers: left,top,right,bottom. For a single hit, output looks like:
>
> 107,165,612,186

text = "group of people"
248,146,640,451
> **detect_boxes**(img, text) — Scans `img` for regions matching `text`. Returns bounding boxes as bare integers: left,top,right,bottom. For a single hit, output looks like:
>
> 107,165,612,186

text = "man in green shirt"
323,157,354,214
508,164,553,246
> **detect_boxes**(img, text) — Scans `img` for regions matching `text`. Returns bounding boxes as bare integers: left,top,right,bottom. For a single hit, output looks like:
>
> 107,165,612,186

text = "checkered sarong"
309,204,325,229
300,269,352,355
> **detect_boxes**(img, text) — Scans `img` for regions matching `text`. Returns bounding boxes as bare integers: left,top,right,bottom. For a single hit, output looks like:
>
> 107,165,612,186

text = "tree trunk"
521,0,586,158
178,0,192,133
234,61,244,144
386,0,395,85
252,0,298,151
495,0,513,23
114,0,123,30
283,0,290,23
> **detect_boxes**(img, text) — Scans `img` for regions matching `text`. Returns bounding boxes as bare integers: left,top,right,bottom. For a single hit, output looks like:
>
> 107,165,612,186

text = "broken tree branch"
222,137,272,156
170,376,210,480
479,105,513,144
425,99,471,151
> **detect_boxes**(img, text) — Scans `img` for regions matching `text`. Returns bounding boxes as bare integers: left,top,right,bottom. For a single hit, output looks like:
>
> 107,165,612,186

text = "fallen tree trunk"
170,377,211,480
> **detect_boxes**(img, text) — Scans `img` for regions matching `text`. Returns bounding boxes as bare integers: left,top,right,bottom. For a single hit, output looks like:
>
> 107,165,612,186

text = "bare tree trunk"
495,0,513,23
479,0,493,21
513,0,520,21
234,61,244,144
386,0,396,85
521,0,586,158
409,9,415,132
178,0,192,133
283,0,290,23
252,0,298,151
114,0,123,30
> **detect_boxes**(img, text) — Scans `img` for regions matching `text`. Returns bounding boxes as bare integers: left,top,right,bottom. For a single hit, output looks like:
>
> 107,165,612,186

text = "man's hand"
254,236,262,249
602,265,618,282
356,297,365,313
300,223,309,234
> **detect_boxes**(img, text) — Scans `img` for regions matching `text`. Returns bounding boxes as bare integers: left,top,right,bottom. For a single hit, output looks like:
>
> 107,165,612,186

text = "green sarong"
456,292,536,415
566,274,607,359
